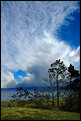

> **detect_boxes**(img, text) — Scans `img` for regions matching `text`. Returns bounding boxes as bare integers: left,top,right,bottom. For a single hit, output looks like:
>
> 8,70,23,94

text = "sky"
1,1,80,88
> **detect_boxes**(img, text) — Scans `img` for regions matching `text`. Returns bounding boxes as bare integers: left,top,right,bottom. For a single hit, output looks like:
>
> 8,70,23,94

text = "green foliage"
11,87,30,106
61,96,80,113
62,64,80,113
1,97,80,120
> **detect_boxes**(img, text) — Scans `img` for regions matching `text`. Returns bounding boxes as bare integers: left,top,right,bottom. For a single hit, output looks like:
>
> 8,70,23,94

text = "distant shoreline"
1,87,47,91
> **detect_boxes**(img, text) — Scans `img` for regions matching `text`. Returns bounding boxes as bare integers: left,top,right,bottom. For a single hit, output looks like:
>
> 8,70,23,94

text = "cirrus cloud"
1,1,80,88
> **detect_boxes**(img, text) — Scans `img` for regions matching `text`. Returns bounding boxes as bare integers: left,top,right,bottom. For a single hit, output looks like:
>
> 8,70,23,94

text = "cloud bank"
1,1,80,88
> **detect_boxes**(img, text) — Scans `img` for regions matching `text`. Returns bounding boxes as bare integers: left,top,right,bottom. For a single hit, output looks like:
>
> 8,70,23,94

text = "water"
1,87,66,101
1,87,47,101
1,90,17,101
1,89,35,101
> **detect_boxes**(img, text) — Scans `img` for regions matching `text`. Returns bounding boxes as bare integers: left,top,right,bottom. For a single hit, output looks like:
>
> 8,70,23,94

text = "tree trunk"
52,91,54,106
57,80,59,108
70,77,71,94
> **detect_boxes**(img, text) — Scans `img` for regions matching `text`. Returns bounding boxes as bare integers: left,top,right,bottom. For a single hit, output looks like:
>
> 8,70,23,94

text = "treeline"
11,59,80,113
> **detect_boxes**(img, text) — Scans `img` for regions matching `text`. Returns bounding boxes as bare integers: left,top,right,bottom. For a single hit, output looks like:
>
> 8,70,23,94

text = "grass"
1,107,80,120
1,100,80,120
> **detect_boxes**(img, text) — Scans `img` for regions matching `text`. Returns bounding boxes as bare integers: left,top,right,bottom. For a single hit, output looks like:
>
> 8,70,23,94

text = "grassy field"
1,101,80,120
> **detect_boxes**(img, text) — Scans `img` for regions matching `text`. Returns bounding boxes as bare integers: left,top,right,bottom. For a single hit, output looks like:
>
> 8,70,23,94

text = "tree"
11,87,30,106
62,64,80,113
43,72,55,107
67,64,80,97
68,64,80,88
44,59,69,108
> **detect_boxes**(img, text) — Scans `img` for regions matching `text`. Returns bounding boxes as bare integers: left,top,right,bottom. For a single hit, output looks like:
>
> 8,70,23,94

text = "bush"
60,96,80,113
8,103,11,107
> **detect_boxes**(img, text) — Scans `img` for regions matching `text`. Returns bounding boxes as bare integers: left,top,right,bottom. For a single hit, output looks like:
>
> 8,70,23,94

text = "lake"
1,87,66,101
1,90,17,101
1,87,47,101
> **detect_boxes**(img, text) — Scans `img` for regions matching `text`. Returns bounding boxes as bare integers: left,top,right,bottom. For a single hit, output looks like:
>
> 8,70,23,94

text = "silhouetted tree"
68,64,80,91
62,64,80,113
44,59,69,108
11,87,30,106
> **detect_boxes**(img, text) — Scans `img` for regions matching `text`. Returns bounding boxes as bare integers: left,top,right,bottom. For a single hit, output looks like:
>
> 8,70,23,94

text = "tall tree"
63,64,80,113
43,72,55,107
44,59,69,108
68,64,80,96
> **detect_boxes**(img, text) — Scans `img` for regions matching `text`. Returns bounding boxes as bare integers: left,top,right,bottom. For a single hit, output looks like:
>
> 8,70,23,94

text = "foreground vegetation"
1,107,80,120
1,100,80,120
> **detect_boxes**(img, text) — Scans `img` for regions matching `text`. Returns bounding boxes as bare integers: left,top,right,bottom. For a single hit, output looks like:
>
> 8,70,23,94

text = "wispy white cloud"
69,46,80,62
1,1,80,88
69,46,80,70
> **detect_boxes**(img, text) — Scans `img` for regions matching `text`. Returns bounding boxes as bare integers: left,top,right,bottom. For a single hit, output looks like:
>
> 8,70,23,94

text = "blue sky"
12,70,27,82
57,11,80,49
1,1,80,88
